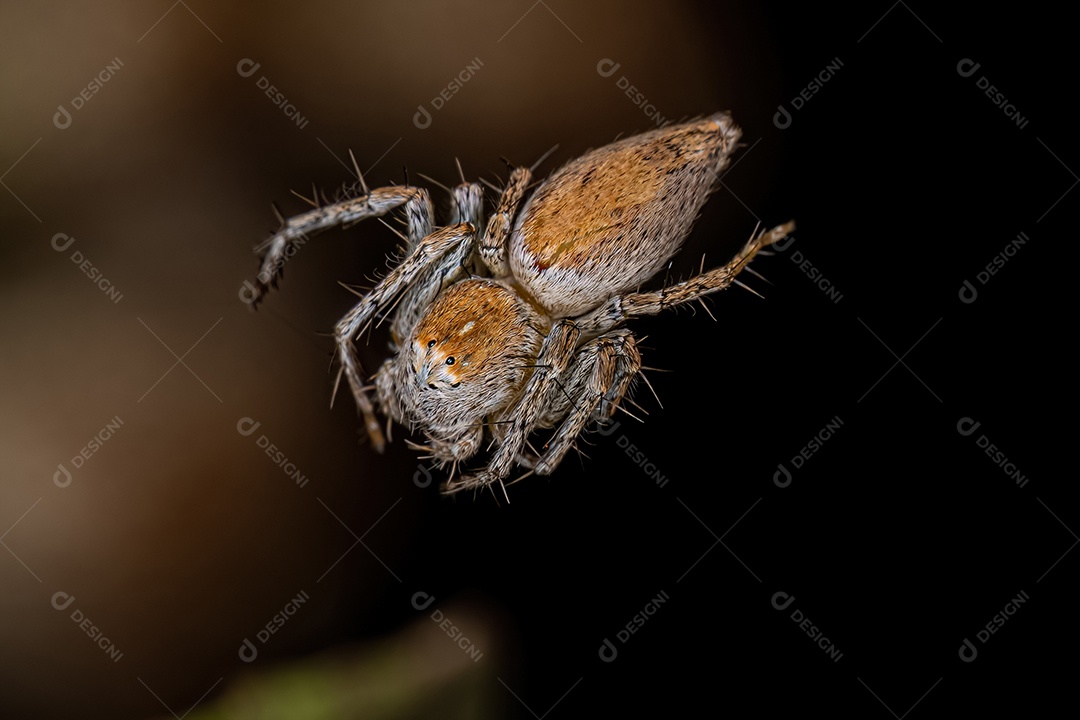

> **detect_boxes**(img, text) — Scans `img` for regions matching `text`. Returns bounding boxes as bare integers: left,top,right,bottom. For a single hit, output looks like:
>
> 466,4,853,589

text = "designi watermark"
237,417,309,488
772,591,843,663
763,232,842,304
237,59,310,130
774,57,843,129
957,58,1029,130
596,421,669,488
596,59,668,128
957,417,1028,488
53,57,124,130
52,591,123,663
238,232,308,305
958,230,1029,304
54,415,124,487
51,233,123,304
599,589,670,662
238,590,310,662
774,415,844,488
411,591,483,662
959,589,1030,662
413,58,484,129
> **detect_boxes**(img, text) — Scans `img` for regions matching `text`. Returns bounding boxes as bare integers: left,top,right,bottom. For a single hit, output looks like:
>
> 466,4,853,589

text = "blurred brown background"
1,1,1072,718
0,2,785,716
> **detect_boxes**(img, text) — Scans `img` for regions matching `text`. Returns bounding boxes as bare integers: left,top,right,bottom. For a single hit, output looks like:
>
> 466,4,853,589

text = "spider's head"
401,279,543,432
412,335,468,390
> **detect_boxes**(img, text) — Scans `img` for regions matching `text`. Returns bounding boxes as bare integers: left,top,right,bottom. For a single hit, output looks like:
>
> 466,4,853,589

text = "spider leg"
531,329,642,476
446,181,489,276
334,222,477,451
449,181,485,227
442,318,579,494
376,180,486,342
248,185,435,307
576,221,796,335
479,167,531,276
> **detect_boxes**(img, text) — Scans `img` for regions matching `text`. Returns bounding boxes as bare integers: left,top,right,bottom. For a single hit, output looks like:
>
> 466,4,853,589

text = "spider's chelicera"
246,112,793,495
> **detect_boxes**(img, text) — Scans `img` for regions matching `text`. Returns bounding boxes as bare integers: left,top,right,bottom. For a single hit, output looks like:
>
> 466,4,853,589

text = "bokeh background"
1,1,1072,717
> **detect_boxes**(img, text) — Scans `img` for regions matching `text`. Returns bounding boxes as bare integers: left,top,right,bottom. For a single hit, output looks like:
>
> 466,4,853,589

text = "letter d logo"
54,463,72,488
238,638,258,662
411,591,436,611
53,105,72,129
771,591,795,611
238,280,260,305
413,105,432,130
958,279,978,304
956,58,981,78
773,104,792,130
237,58,261,78
52,591,76,610
956,417,981,437
413,464,433,488
237,417,261,436
51,233,76,252
773,463,792,488
596,58,621,78
595,420,621,437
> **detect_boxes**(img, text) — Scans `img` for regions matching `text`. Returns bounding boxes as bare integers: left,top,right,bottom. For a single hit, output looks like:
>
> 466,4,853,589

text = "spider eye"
427,340,436,348
445,356,455,365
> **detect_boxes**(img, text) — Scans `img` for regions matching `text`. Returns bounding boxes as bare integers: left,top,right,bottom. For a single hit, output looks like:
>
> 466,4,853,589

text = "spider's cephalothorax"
247,113,794,495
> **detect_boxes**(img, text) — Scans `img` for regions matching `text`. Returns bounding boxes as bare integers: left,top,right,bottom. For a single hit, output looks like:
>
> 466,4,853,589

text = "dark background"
1,1,1071,717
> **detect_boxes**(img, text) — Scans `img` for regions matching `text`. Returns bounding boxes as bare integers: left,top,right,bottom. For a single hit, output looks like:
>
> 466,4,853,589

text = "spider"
245,112,793,496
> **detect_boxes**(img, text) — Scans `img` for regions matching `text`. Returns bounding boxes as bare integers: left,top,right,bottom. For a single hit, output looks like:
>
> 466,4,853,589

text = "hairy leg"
386,181,486,343
449,182,484,227
333,222,477,451
250,186,435,306
530,329,642,476
442,318,580,494
479,167,531,277
576,221,795,335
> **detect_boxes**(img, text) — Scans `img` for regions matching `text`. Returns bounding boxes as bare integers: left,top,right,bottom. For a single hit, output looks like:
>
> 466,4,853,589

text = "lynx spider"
247,112,793,496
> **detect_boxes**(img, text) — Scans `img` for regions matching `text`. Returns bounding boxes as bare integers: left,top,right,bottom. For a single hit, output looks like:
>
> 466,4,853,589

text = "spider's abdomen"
398,278,544,437
508,113,742,318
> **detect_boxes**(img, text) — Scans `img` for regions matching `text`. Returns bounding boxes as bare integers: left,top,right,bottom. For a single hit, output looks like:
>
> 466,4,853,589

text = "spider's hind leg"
576,221,795,335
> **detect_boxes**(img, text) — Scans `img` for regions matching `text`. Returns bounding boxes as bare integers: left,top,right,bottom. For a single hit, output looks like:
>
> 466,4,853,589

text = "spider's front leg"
449,180,485,228
334,222,477,451
442,319,580,494
247,185,435,307
524,328,642,476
